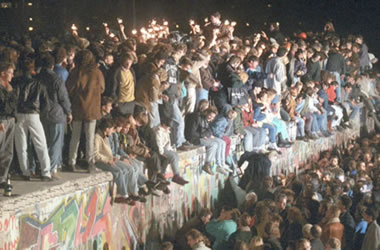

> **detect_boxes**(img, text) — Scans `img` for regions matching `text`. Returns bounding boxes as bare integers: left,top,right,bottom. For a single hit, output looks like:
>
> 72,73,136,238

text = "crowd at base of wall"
0,109,375,249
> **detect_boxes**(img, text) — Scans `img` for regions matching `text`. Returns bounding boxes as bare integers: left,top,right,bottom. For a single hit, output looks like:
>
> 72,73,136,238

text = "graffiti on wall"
0,214,18,250
17,186,112,250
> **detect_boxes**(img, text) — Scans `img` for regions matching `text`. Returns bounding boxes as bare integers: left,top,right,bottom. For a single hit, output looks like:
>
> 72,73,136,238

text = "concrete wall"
0,114,373,250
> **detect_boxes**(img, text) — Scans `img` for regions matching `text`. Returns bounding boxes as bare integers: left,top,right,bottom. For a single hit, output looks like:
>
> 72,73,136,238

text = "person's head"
0,62,15,83
114,116,129,133
104,53,114,66
326,237,341,250
75,49,96,71
233,241,249,250
355,35,363,45
197,99,209,113
249,236,263,250
186,229,210,248
97,118,114,137
226,109,237,120
302,224,313,240
120,114,133,134
326,205,341,220
160,241,173,250
179,56,193,71
246,55,260,69
205,107,218,122
101,96,114,115
153,51,169,68
287,207,304,224
362,206,379,223
264,221,280,238
199,208,213,224
54,46,67,65
338,195,352,212
210,11,221,25
275,193,287,211
310,225,322,239
296,238,311,250
277,47,288,58
119,52,134,70
228,55,242,69
239,212,252,227
330,156,339,167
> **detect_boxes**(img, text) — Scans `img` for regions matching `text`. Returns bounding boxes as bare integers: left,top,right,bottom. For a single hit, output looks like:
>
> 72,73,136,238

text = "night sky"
1,0,380,56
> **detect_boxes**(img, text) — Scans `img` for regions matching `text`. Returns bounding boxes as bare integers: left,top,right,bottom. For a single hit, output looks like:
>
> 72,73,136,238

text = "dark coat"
67,67,105,121
39,68,71,124
340,211,356,250
184,112,213,145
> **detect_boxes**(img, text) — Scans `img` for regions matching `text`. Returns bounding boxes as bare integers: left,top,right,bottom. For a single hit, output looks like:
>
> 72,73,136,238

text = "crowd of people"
158,134,380,250
0,10,379,221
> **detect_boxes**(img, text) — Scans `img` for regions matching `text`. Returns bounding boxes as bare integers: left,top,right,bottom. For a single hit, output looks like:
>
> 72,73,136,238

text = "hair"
364,206,379,220
233,241,249,250
326,237,341,249
227,109,237,120
199,208,213,218
228,55,242,66
186,229,210,246
75,49,96,72
339,195,352,209
0,61,15,73
310,225,322,239
264,221,280,238
160,241,173,250
296,238,310,250
239,213,251,227
287,206,305,224
54,46,67,64
101,96,114,107
119,52,134,64
97,118,114,132
114,116,129,128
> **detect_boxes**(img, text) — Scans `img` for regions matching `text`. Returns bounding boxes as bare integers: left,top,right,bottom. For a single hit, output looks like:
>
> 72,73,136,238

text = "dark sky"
2,0,380,55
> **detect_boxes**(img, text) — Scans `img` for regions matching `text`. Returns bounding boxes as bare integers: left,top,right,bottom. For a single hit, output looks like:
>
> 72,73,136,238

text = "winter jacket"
66,67,105,121
14,75,49,114
185,112,213,145
0,83,17,120
39,68,71,124
210,115,233,138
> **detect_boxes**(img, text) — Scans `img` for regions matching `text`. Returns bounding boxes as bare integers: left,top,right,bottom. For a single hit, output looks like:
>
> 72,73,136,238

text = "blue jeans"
312,112,328,132
295,116,305,137
171,99,186,147
200,137,226,166
96,161,133,196
244,127,266,152
196,88,209,107
262,123,277,143
162,149,180,175
43,121,65,172
330,71,342,102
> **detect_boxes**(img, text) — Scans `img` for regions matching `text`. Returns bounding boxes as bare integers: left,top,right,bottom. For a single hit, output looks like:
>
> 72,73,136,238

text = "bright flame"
231,21,237,27
27,2,32,6
28,26,34,31
117,18,123,24
110,33,115,38
151,19,157,25
29,17,33,21
224,20,230,26
86,27,90,31
132,29,137,35
163,21,168,26
71,24,77,30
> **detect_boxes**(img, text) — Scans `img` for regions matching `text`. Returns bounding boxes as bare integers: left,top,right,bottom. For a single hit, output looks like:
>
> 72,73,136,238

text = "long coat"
67,67,105,121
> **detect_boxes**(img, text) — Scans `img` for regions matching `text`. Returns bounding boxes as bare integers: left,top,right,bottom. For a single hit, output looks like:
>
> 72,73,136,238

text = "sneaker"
172,175,189,185
268,143,282,155
156,173,170,185
202,163,214,175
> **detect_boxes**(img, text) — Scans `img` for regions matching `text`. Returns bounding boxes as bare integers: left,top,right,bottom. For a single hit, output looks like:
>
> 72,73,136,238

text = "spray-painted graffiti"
0,214,18,250
17,186,112,250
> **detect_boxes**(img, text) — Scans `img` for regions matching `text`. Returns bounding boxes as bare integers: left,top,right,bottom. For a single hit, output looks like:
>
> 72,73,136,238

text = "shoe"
268,143,282,155
172,175,189,185
258,148,270,154
182,141,193,146
321,131,331,137
139,188,150,196
65,164,77,172
114,197,136,205
148,188,160,197
51,172,60,180
163,187,171,194
145,180,160,190
41,176,54,182
129,194,141,201
156,174,170,185
138,196,147,203
202,164,214,175
21,175,31,181
278,141,291,148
